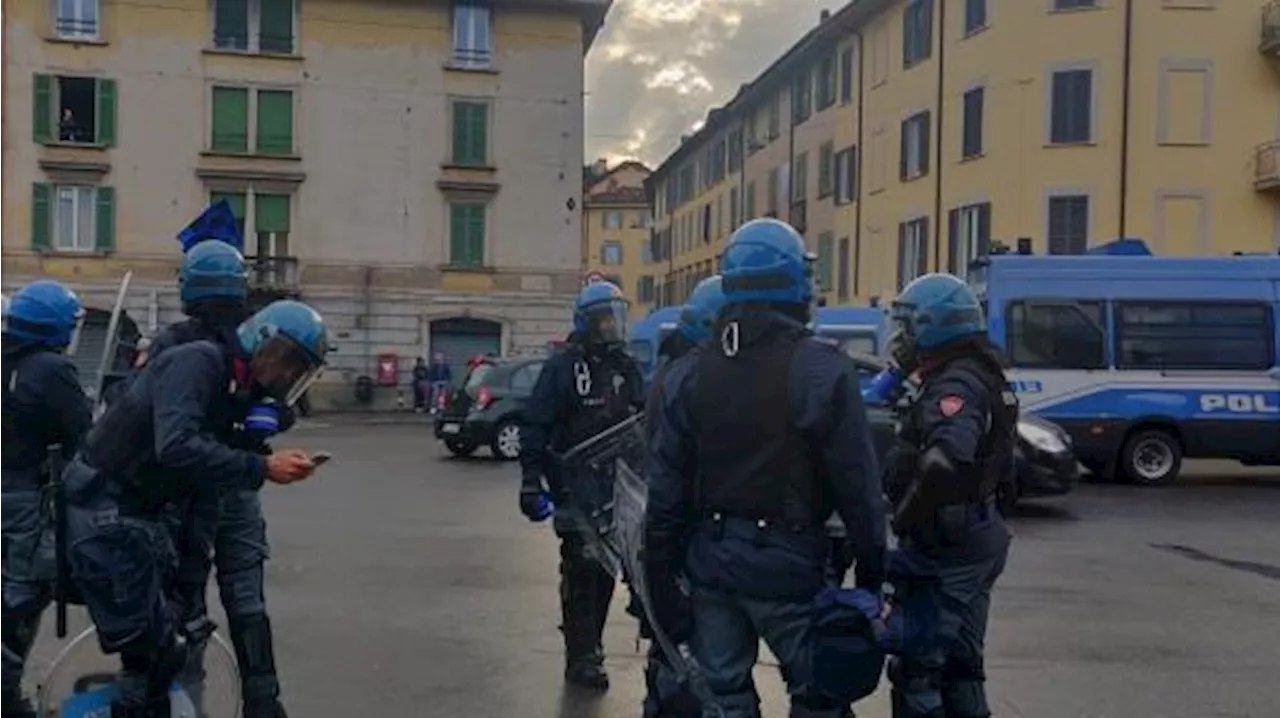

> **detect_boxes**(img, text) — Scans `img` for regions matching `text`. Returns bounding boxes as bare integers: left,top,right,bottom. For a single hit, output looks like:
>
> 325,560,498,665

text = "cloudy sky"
584,0,834,168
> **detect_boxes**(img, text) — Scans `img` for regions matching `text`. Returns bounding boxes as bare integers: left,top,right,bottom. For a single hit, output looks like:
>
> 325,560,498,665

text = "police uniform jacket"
645,311,888,602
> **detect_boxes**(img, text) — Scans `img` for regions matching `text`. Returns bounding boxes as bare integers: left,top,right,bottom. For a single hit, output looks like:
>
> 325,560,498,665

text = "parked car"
849,353,1078,513
434,356,545,460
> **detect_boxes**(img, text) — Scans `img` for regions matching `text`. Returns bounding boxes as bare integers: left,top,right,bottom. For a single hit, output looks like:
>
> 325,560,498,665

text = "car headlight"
1018,420,1067,454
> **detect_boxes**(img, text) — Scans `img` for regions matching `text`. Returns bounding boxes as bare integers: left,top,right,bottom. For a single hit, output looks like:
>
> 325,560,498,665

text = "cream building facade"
649,0,1280,308
581,160,655,315
2,0,610,407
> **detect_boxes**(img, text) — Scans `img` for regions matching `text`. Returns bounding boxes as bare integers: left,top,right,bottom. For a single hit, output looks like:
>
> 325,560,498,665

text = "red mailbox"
376,353,399,386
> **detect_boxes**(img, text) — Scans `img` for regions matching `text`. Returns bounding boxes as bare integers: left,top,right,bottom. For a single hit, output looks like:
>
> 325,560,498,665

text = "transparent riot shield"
36,626,241,718
93,271,133,409
558,415,722,716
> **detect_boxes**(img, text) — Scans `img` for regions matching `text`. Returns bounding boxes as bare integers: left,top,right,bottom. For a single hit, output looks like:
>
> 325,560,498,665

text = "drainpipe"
1118,0,1134,240
931,0,947,272
854,30,866,297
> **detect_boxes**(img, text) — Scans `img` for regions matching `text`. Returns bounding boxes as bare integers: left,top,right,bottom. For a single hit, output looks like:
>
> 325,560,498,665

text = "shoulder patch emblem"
939,395,965,418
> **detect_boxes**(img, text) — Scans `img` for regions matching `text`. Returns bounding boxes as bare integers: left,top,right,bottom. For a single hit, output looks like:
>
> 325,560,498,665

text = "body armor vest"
562,347,638,449
905,354,1018,503
690,322,820,527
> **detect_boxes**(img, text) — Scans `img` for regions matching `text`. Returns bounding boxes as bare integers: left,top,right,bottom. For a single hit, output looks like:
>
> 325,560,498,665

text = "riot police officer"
2,281,93,718
884,273,1016,718
519,281,644,690
645,218,887,718
62,299,327,717
638,275,726,718
147,239,297,718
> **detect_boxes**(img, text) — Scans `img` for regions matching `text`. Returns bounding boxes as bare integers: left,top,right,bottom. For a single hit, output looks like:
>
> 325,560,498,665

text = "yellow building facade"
581,160,656,314
650,0,1280,308
2,0,610,407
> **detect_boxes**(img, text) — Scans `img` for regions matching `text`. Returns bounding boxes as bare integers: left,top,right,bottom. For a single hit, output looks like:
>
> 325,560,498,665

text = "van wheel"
1119,429,1182,486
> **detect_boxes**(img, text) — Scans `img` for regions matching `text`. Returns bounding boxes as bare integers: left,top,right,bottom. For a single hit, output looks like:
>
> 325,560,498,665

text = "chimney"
592,157,608,174
819,8,831,22
680,134,691,144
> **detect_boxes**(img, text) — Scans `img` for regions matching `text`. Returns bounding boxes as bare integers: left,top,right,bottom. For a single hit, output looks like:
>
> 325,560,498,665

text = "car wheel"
491,420,522,461
444,439,477,458
1119,428,1183,486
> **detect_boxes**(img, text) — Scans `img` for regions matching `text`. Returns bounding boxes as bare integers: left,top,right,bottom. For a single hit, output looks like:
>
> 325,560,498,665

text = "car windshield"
463,363,496,398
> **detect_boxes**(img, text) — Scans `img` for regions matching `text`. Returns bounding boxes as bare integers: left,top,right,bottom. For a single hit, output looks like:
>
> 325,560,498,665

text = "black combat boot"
559,559,612,690
230,613,288,718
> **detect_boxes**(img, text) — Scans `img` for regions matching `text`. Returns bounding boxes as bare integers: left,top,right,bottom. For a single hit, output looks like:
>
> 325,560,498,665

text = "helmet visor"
585,299,628,344
250,333,325,406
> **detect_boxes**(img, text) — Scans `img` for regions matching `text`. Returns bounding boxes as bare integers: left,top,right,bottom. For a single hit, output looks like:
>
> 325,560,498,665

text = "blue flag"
177,200,243,253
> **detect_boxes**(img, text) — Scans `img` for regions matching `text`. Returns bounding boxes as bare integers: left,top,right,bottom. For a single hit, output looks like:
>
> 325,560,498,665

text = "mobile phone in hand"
311,451,333,466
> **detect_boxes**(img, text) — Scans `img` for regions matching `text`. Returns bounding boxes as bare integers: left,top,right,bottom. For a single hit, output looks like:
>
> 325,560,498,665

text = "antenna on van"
1016,238,1033,255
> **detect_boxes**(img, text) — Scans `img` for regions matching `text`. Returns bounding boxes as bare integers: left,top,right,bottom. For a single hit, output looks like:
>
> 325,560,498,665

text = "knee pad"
217,563,266,618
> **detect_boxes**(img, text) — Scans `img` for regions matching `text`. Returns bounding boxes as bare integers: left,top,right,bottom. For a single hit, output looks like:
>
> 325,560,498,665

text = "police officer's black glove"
518,476,553,522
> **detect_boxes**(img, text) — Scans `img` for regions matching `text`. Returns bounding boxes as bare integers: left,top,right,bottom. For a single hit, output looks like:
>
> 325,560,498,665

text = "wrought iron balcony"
1255,140,1280,192
1264,1,1280,56
246,255,299,291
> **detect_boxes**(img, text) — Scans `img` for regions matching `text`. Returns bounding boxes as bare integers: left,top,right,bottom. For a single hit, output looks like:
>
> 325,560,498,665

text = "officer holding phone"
62,300,329,718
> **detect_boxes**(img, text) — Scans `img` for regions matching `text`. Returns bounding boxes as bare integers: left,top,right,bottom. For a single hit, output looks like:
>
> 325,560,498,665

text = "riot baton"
48,445,70,639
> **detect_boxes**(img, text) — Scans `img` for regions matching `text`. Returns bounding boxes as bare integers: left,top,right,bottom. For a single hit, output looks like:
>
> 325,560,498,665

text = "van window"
838,334,878,358
628,340,654,365
1007,300,1107,369
1115,301,1275,370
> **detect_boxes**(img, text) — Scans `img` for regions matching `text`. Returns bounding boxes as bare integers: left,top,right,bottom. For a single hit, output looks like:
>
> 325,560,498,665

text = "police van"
812,306,887,358
969,243,1279,485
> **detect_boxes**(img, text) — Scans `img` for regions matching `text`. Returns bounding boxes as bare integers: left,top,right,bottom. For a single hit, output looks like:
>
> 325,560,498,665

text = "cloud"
584,0,834,167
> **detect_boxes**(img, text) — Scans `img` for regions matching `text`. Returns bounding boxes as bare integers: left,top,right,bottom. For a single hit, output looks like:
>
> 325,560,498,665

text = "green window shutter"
450,203,484,266
255,193,291,232
466,203,486,265
210,191,248,239
214,0,250,49
259,0,295,54
211,87,249,152
96,78,117,146
255,90,293,155
817,233,834,290
94,187,116,252
33,74,53,144
452,102,487,165
31,183,51,251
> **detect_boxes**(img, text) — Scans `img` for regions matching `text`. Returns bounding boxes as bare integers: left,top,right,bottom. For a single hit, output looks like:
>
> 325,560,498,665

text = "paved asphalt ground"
28,418,1280,717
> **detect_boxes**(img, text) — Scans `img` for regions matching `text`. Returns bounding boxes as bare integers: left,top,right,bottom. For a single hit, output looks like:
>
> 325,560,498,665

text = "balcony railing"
1255,140,1280,192
55,17,99,40
247,255,299,290
1264,1,1280,56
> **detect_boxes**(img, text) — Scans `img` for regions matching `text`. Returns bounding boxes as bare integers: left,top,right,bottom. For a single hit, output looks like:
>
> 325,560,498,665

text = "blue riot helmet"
890,273,986,369
719,218,815,308
678,275,727,345
3,280,84,349
179,239,248,314
573,281,629,347
237,299,330,406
